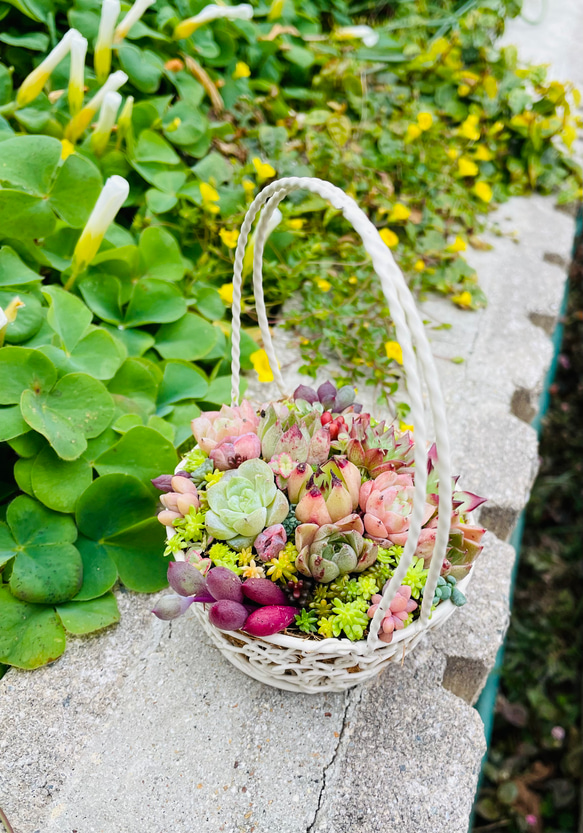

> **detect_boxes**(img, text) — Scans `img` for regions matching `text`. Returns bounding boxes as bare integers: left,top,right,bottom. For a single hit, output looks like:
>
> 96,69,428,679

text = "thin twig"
0,808,15,833
182,54,224,114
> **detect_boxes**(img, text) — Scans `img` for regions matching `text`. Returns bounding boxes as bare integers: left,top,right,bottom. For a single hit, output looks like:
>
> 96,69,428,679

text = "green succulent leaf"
21,372,115,460
0,586,66,670
56,592,120,635
76,473,168,592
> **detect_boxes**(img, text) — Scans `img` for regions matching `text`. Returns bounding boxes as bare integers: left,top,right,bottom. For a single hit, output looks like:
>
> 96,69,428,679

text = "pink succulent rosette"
191,400,260,454
367,586,418,644
359,470,436,552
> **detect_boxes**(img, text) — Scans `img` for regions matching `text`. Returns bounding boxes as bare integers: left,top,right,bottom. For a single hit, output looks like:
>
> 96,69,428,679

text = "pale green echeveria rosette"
205,458,289,550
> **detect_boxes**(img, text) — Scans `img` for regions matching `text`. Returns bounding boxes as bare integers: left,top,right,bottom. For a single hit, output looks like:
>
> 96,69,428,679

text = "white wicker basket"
168,176,471,694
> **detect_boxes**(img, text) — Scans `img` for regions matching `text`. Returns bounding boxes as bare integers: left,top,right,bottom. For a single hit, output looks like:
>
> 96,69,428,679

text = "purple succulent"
254,524,287,562
293,381,361,414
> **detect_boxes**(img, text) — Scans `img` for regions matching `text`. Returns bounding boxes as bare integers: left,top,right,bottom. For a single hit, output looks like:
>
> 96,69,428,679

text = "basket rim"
163,448,473,657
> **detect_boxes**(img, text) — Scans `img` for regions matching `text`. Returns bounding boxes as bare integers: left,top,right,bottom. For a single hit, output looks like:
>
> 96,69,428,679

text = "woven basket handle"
230,177,452,643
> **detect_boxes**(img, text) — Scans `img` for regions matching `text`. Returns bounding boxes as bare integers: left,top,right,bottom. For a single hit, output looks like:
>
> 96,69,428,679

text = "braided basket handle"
230,177,452,646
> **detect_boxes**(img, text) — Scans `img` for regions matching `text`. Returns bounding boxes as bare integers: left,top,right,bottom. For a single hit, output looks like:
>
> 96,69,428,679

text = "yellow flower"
241,559,266,579
459,114,480,141
384,340,403,365
379,228,398,248
348,275,358,284
405,124,422,142
446,235,467,253
233,61,251,79
458,156,479,177
446,148,460,160
451,290,473,308
60,139,75,160
287,218,305,230
242,178,255,193
489,121,504,135
458,84,471,97
417,112,433,131
200,181,220,213
316,278,332,292
252,157,276,181
474,144,493,161
219,228,239,249
561,122,577,150
399,421,414,432
218,283,234,305
483,76,498,99
413,259,425,272
250,348,274,383
388,202,411,222
474,181,493,203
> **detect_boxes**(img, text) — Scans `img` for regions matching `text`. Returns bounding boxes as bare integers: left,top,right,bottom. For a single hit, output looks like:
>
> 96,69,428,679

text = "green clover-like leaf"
21,372,115,460
76,473,168,592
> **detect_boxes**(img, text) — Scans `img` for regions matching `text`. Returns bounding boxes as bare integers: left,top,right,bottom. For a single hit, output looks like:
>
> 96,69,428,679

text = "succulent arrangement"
153,382,487,642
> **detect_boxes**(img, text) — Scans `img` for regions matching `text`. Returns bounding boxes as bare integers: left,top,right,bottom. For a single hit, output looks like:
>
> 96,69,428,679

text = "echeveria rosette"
205,458,289,550
293,458,361,524
336,413,415,478
295,514,378,583
359,471,436,552
192,400,259,455
258,405,330,467
209,432,261,471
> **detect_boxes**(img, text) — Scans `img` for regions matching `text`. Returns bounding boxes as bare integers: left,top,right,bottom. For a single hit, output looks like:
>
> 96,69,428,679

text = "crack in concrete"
306,685,365,833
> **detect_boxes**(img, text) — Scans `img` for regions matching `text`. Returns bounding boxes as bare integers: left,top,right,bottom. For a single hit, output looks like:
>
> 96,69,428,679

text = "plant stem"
0,808,14,833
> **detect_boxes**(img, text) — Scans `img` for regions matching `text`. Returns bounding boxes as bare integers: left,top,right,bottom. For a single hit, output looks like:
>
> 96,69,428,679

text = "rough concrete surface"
1,3,581,831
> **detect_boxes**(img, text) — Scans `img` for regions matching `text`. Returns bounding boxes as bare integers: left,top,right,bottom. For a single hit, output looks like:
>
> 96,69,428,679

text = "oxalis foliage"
0,0,579,671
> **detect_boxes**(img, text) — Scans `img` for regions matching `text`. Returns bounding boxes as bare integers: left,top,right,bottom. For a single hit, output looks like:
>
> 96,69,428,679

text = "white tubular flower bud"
64,70,128,142
114,0,156,44
116,95,134,149
0,297,25,346
68,30,88,116
94,0,121,83
335,25,379,48
68,176,130,286
174,3,253,40
90,90,121,156
16,29,77,108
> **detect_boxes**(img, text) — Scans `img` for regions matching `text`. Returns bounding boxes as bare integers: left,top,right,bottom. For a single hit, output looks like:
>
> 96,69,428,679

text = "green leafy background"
0,0,580,670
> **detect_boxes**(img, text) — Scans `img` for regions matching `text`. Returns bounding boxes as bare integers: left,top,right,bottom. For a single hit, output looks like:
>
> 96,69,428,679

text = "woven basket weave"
168,176,470,694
